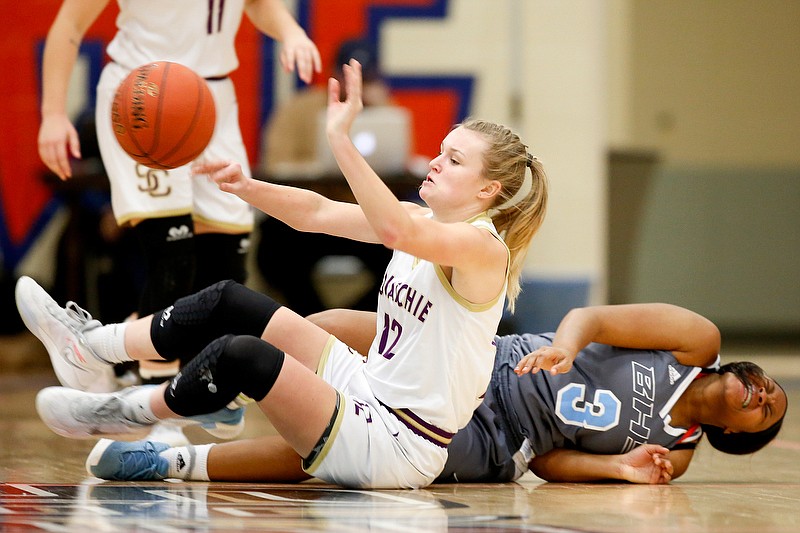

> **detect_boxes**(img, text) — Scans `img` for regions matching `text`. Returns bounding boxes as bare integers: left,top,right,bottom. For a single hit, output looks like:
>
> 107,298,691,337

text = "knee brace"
163,334,285,416
150,280,282,362
132,215,197,315
193,232,250,290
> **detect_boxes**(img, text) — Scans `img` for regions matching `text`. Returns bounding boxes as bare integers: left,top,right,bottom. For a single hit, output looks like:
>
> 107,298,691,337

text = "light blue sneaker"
182,405,245,440
86,439,170,480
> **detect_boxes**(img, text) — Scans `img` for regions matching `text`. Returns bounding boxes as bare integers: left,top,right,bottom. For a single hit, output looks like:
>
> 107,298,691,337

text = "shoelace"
52,301,105,366
119,442,169,479
64,301,102,332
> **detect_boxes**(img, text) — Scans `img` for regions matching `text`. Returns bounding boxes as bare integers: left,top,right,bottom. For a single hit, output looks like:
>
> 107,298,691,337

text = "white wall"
287,0,800,330
385,0,610,303
629,0,800,166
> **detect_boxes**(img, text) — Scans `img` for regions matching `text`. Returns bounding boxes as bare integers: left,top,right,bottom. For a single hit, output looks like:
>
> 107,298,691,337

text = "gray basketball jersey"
437,333,719,482
493,333,717,457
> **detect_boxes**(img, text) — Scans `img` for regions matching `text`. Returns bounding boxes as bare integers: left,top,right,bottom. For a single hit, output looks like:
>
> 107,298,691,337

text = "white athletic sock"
161,443,215,480
124,386,160,424
85,323,132,364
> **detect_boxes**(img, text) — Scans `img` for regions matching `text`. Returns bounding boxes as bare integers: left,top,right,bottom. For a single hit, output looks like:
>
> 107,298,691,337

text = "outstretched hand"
191,160,250,197
515,346,577,376
326,59,364,138
618,444,674,484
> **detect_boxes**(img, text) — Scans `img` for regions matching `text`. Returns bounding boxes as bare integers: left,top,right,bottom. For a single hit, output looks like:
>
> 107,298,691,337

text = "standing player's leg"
190,76,254,294
97,61,203,444
131,214,199,444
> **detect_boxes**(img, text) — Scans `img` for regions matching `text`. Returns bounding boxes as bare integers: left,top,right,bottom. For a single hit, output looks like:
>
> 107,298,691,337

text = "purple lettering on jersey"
418,301,433,322
207,0,225,34
404,286,418,313
379,272,434,322
395,283,407,306
380,274,395,296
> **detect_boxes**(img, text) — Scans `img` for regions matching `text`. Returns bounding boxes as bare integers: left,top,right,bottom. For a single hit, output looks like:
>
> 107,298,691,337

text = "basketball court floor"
1,335,798,532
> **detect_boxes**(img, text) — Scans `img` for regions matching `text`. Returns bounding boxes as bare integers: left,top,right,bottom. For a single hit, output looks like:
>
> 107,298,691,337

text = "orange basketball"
111,61,216,170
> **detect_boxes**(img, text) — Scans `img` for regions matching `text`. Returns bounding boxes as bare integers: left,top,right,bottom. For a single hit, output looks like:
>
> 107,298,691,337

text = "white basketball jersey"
108,0,245,77
365,213,508,435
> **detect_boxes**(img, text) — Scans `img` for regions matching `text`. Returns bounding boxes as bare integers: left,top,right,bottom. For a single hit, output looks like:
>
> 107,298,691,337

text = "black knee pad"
164,334,285,416
150,280,282,361
193,232,250,290
132,215,197,315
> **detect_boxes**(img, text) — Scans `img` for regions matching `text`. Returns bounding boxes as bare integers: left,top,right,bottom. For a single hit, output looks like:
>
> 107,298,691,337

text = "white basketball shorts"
95,61,254,231
303,337,448,489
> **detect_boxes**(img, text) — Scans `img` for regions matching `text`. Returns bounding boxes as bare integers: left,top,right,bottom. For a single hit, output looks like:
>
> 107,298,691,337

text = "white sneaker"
36,385,155,439
36,385,246,440
15,276,116,392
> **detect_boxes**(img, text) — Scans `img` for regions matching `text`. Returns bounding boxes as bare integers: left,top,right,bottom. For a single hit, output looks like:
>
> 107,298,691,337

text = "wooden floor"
1,332,799,532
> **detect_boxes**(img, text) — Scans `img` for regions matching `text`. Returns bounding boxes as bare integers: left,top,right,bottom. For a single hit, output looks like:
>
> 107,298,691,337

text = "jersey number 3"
556,383,621,431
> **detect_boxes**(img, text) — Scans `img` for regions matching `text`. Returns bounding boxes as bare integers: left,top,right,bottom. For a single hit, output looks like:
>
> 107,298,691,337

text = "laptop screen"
314,106,412,178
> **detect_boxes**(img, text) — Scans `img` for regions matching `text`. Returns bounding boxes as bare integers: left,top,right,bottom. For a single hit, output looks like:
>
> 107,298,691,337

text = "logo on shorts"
353,400,373,423
166,225,193,242
136,164,171,197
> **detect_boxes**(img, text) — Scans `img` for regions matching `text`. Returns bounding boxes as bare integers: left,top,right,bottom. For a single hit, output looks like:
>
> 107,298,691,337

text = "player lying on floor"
46,301,792,484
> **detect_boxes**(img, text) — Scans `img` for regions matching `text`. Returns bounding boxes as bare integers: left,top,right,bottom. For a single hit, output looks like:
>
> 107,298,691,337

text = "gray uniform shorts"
436,392,517,483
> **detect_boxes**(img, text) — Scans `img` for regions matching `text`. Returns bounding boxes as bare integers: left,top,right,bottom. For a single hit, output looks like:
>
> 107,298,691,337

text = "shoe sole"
15,277,116,392
85,438,115,476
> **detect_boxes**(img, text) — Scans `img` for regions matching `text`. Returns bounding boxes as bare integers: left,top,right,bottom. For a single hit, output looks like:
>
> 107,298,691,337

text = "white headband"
488,164,534,218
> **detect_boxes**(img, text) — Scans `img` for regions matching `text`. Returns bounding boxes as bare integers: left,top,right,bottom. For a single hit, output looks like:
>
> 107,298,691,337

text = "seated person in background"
257,39,397,315
262,39,392,178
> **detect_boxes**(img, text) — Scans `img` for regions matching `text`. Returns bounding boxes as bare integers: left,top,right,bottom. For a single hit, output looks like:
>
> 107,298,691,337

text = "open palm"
326,59,364,137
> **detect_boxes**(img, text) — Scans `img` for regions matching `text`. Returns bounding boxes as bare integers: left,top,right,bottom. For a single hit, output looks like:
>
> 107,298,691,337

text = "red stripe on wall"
393,90,459,159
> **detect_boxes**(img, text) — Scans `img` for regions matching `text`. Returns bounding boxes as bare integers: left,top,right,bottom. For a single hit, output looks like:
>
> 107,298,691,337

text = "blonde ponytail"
461,119,549,312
